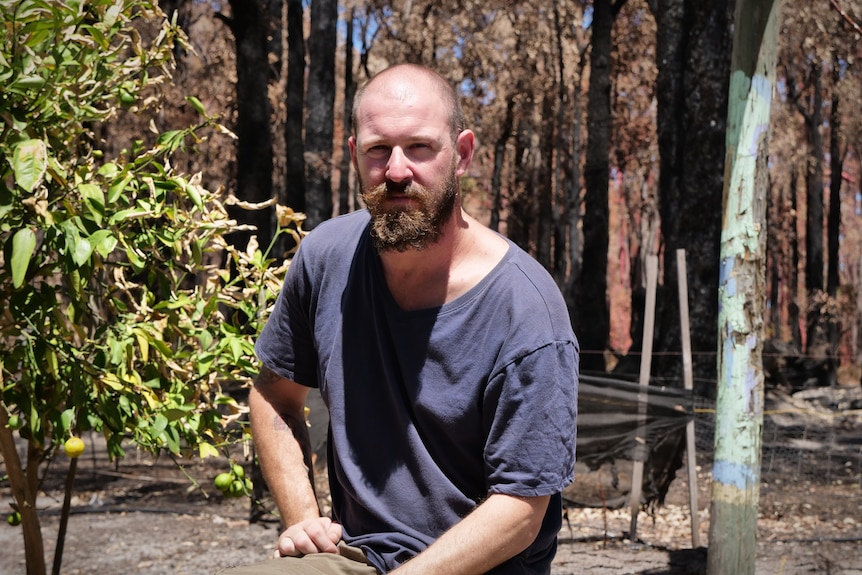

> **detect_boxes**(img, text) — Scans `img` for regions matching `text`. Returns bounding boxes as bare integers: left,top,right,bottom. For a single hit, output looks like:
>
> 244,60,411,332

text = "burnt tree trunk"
804,61,826,353
650,0,734,396
227,0,274,251
490,96,515,233
338,8,356,215
284,0,306,214
577,0,614,372
304,0,338,229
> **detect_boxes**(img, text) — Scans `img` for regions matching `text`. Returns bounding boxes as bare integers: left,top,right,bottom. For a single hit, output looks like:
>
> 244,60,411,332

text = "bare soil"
2,440,861,575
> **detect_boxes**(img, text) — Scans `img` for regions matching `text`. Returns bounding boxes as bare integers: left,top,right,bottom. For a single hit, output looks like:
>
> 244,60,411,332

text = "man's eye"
365,146,390,158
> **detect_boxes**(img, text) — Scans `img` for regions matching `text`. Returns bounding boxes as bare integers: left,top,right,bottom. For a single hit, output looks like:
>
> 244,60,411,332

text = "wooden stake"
629,254,658,541
677,249,701,548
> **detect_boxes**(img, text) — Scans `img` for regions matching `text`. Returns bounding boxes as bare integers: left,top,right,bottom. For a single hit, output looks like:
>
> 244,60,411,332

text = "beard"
360,170,459,253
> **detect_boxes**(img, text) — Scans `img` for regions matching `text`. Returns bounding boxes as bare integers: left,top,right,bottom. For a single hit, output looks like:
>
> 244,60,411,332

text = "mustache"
362,181,427,205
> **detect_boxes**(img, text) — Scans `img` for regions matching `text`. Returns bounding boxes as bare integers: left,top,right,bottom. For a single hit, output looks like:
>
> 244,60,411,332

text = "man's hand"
274,517,343,557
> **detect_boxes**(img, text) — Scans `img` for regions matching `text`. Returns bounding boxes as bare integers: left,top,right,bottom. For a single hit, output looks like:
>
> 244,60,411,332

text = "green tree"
0,2,300,573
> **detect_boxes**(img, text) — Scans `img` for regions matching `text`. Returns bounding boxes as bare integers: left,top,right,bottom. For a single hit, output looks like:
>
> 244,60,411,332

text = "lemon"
7,511,21,527
214,472,233,491
64,436,85,458
228,480,245,498
231,464,245,480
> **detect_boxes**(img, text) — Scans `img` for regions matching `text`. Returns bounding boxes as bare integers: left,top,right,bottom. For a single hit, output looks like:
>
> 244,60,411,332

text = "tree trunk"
490,97,515,233
707,1,779,573
651,0,734,396
227,0,274,251
536,89,555,272
577,0,613,372
0,409,46,575
507,96,536,250
804,61,826,352
284,0,306,214
790,168,802,349
338,8,356,215
304,0,338,229
827,62,842,299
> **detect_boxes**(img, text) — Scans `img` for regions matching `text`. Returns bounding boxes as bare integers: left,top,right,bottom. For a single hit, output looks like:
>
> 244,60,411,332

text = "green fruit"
6,415,20,429
214,472,232,491
231,464,245,480
228,480,245,498
7,512,21,527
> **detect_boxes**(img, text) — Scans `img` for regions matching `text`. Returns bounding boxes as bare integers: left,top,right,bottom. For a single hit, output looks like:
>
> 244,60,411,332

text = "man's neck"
378,209,508,311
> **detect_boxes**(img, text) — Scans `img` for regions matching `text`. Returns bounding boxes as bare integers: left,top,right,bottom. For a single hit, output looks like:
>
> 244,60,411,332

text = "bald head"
352,64,465,143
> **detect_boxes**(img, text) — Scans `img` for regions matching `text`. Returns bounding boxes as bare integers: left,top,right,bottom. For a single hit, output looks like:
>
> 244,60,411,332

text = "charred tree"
304,0,338,229
338,8,357,215
284,0,306,215
226,0,274,251
650,0,734,396
577,0,617,373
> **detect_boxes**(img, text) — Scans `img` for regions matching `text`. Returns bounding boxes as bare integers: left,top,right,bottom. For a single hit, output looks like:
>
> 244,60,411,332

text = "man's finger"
276,533,300,557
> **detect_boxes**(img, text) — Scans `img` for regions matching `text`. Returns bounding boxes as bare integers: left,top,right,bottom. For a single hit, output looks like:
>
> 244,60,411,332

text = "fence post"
707,0,780,572
676,249,700,548
629,254,658,540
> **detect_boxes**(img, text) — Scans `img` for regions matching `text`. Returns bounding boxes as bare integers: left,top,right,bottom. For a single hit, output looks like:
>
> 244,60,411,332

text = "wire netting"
565,372,862,545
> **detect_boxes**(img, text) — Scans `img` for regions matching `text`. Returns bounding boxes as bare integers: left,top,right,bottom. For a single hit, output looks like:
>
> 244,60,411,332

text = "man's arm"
391,492,550,575
250,364,342,556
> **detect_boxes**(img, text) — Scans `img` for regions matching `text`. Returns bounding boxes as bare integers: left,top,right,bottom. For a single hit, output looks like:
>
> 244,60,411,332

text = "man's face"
358,160,458,253
350,74,467,252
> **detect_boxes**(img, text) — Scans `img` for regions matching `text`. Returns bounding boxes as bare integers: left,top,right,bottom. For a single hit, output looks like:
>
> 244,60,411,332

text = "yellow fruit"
214,472,233,491
64,436,85,458
7,512,21,526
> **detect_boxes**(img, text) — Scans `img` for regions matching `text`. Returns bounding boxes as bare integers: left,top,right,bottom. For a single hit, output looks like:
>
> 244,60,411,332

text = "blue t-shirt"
256,210,578,574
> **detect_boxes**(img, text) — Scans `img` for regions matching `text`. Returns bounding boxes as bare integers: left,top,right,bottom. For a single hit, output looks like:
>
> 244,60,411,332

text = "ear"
455,130,475,176
348,136,358,168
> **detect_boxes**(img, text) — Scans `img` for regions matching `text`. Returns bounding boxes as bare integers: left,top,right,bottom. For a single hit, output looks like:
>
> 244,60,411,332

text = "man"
222,63,578,575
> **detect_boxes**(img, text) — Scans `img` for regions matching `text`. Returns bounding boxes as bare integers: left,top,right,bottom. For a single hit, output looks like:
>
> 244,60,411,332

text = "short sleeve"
483,340,578,496
254,246,319,387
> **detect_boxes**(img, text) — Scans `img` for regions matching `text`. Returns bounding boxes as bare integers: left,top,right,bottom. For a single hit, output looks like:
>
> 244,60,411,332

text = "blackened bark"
490,97,515,233
536,91,555,272
338,8,356,215
284,0,306,214
227,0,274,251
508,93,537,251
790,168,802,349
804,61,826,352
650,0,734,397
577,0,613,373
304,0,338,229
827,63,842,299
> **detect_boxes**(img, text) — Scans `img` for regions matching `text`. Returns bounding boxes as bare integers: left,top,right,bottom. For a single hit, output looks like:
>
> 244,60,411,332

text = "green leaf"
186,95,206,116
79,183,105,224
62,221,93,267
10,228,37,288
61,409,76,432
12,139,48,193
89,229,118,258
107,173,134,205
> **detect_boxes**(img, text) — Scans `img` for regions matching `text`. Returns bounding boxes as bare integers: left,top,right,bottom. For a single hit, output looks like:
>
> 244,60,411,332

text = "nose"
385,146,413,183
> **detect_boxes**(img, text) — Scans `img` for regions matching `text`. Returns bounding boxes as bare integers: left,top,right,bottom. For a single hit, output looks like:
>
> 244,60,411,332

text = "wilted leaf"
12,139,48,193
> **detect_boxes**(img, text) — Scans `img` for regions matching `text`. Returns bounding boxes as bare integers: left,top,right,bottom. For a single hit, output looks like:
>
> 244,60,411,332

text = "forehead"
355,74,450,141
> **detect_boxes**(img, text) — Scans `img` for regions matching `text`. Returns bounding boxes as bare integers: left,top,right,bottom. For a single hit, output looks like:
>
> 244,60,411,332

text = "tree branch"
829,0,862,36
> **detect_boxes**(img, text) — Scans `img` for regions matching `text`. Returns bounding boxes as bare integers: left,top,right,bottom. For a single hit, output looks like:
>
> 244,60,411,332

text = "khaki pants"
218,543,380,575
